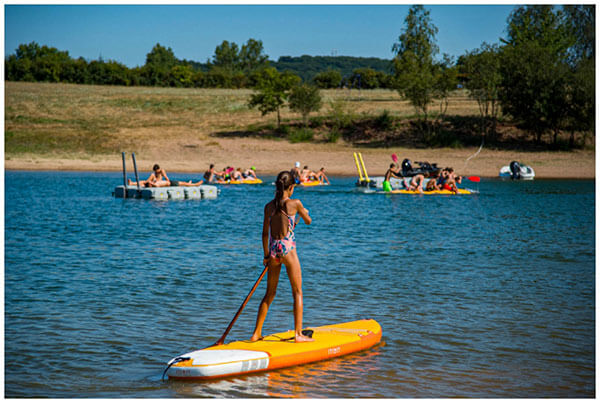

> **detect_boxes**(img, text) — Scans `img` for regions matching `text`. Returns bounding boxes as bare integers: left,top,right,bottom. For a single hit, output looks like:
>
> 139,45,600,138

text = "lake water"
4,171,595,398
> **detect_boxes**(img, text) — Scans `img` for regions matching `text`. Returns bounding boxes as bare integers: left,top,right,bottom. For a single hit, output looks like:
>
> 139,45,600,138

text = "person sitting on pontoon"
425,172,441,191
407,174,425,193
204,164,217,183
300,166,316,182
128,164,203,187
314,167,330,184
243,167,258,180
383,163,402,192
443,167,461,193
231,168,244,181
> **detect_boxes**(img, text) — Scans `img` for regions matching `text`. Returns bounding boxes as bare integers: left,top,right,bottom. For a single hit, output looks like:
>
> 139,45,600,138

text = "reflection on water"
4,172,595,397
171,345,384,398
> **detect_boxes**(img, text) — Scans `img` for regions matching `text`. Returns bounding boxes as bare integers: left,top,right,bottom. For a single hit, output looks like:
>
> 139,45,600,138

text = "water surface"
5,171,595,397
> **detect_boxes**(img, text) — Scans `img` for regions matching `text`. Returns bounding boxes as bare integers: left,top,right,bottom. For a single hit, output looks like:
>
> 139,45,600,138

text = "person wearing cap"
291,162,301,184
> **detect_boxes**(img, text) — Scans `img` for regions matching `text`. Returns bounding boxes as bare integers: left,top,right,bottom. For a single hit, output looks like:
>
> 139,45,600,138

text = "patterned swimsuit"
268,205,296,262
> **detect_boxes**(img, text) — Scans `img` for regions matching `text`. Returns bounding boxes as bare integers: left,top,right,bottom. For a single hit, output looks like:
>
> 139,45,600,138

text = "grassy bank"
4,82,595,178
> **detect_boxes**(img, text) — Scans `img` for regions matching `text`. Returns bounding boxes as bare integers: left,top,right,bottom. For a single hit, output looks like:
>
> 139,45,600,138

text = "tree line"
5,4,595,147
5,39,393,89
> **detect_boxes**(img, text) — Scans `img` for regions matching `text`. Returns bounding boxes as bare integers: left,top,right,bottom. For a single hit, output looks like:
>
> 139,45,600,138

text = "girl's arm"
262,204,271,265
295,200,311,225
162,169,169,182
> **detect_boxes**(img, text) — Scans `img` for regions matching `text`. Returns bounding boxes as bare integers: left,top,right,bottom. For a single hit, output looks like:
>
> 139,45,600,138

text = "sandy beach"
5,138,595,179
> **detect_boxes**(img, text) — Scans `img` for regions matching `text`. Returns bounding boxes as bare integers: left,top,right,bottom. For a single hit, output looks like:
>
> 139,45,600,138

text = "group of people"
203,164,258,183
128,164,203,188
384,164,462,193
290,162,330,185
128,162,332,189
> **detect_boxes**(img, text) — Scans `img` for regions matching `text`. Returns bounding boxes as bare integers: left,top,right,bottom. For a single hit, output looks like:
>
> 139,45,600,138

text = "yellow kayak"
165,319,382,380
222,178,263,185
389,188,472,195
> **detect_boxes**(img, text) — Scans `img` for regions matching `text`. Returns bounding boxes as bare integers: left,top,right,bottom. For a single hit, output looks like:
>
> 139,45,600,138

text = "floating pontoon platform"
113,185,219,200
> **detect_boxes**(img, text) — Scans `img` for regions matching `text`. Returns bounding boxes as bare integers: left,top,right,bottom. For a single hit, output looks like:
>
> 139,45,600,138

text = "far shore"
4,143,595,179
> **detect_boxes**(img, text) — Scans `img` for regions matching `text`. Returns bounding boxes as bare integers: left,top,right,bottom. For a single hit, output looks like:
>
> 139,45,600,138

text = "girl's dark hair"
153,164,160,171
274,171,294,211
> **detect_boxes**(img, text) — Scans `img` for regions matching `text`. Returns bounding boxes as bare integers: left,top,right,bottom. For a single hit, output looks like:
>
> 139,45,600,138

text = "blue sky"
5,5,515,67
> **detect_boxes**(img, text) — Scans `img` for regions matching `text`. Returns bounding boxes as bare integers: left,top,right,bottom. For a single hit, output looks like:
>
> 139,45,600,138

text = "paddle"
391,153,398,164
214,263,269,346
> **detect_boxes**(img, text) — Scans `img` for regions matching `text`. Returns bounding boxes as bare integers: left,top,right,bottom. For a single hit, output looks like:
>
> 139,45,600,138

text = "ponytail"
274,171,294,211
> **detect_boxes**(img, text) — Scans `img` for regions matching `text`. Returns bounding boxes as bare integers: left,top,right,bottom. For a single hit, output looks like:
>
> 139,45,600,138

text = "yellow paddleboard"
389,188,472,195
299,180,325,187
165,319,382,380
223,178,263,185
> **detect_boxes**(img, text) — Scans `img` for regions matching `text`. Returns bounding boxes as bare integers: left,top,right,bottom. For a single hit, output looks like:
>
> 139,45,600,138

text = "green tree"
348,68,382,89
499,6,574,144
288,84,322,126
461,43,502,137
212,40,240,72
392,5,439,121
313,70,342,88
433,54,457,117
143,43,178,86
563,5,595,147
239,39,269,73
248,67,301,127
170,64,194,87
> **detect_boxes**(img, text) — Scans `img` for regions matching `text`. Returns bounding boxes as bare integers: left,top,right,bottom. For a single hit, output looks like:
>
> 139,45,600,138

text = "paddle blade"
467,176,481,182
391,153,398,163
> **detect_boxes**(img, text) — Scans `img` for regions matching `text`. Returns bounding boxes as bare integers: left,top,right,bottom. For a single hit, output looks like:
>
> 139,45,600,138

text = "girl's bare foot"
249,334,262,342
294,333,314,343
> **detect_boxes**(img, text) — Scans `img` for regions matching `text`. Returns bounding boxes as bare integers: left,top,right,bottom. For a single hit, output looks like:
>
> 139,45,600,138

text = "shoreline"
4,146,595,179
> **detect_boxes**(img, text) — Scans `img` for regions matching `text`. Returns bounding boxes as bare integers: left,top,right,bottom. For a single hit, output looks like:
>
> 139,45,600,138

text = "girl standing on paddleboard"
250,171,314,343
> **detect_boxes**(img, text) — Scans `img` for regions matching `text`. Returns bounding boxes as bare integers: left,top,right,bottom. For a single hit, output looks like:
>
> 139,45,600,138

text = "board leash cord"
162,356,191,381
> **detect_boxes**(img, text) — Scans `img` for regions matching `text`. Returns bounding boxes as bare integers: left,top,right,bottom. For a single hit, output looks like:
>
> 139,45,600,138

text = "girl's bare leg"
282,250,314,342
250,261,282,341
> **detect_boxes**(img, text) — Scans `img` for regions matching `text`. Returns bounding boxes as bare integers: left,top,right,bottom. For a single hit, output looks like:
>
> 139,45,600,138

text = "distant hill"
186,55,393,82
271,55,393,82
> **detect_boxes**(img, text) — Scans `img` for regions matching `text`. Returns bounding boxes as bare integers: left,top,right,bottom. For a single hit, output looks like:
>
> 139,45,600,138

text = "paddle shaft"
214,264,269,346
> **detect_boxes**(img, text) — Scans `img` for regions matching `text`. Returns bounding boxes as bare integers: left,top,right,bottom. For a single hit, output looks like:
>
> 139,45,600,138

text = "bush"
374,109,394,130
278,125,291,136
328,99,353,129
327,129,341,143
288,84,322,126
288,128,314,143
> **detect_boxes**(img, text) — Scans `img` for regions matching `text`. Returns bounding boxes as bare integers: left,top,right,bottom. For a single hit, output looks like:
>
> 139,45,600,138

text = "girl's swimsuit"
268,203,296,262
